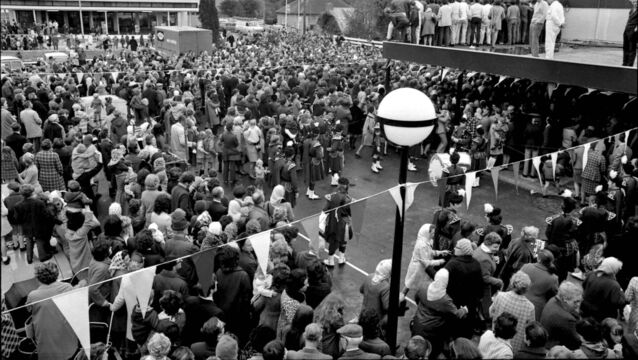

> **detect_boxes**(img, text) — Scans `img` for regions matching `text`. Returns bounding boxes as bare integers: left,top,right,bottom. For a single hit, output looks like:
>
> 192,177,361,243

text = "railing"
342,36,382,48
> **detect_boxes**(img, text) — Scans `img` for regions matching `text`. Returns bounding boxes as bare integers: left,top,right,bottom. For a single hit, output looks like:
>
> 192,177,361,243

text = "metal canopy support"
382,42,637,95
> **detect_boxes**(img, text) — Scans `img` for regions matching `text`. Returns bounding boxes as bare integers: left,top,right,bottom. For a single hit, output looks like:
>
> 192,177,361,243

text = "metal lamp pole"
387,146,408,352
78,0,84,35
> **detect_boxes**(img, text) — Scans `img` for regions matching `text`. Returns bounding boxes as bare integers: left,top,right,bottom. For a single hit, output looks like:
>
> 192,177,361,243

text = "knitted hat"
208,222,222,236
215,335,238,360
171,208,189,231
454,239,474,256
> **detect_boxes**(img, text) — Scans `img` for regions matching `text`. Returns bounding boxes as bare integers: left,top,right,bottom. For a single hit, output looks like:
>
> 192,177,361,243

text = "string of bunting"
2,128,634,318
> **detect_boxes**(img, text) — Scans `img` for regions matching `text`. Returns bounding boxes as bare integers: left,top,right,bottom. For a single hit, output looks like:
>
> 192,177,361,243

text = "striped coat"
35,150,65,192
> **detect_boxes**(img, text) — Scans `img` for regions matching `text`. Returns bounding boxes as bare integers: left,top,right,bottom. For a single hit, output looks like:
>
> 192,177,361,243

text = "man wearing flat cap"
337,324,381,359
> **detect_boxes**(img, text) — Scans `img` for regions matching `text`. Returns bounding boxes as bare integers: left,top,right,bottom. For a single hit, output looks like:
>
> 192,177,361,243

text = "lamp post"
376,87,436,352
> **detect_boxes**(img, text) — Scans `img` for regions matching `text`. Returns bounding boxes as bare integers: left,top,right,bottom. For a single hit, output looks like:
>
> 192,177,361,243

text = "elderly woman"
268,185,295,224
20,153,43,194
403,223,449,296
581,257,627,322
141,174,168,221
541,281,584,350
26,262,79,359
411,268,468,359
34,138,65,192
142,332,172,360
521,249,559,320
360,259,395,337
489,271,536,353
62,208,101,274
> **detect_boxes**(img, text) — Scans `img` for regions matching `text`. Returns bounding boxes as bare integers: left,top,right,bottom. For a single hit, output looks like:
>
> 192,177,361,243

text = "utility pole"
297,0,300,30
303,0,307,34
284,0,288,28
78,0,85,35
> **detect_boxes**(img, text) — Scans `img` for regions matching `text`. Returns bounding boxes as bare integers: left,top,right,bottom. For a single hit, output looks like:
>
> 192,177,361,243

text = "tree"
220,0,242,17
239,0,263,18
199,0,221,44
345,0,391,39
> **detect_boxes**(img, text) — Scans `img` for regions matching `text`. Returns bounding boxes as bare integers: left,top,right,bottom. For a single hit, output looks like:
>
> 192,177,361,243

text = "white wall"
563,8,630,44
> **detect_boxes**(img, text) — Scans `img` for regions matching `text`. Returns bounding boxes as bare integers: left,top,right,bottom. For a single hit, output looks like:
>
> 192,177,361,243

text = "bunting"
300,214,321,251
497,75,507,86
350,198,367,242
250,230,272,276
52,287,90,358
467,71,477,79
491,167,500,199
465,172,476,209
550,152,558,180
119,275,138,341
547,83,557,97
626,129,632,150
193,252,215,295
59,72,66,79
111,71,119,81
76,72,84,83
388,183,419,219
583,142,591,169
532,156,543,185
586,88,596,95
127,266,156,318
441,68,449,80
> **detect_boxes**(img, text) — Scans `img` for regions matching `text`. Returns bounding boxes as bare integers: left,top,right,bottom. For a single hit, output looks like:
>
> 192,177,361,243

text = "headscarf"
270,185,285,204
108,202,122,216
109,251,128,276
371,259,392,285
416,224,433,246
427,268,450,301
596,257,623,276
228,200,242,222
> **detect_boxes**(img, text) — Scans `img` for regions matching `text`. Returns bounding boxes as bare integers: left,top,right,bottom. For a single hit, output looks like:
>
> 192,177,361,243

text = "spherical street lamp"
376,87,436,351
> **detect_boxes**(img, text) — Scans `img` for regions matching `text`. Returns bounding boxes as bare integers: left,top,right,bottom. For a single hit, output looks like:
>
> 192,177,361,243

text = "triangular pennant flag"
389,186,404,218
250,230,272,276
76,72,83,83
405,182,419,212
550,152,558,180
300,214,321,251
587,88,596,95
59,72,66,79
193,252,215,296
465,172,476,209
120,274,138,341
441,68,449,80
350,198,367,242
497,75,507,86
52,287,90,358
583,142,591,170
491,167,500,199
626,130,632,150
467,71,477,79
128,266,156,318
111,71,119,81
513,162,520,192
532,156,543,186
511,78,521,85
547,83,557,97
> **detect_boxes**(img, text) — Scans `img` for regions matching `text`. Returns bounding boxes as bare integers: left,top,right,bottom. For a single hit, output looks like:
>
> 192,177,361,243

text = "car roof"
1,56,21,61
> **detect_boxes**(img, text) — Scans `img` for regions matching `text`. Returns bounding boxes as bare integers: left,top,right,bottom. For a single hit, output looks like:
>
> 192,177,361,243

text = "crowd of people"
1,25,637,360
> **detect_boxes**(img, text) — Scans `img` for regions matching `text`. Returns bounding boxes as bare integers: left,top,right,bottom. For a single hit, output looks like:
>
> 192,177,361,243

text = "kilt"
327,153,343,173
310,160,325,183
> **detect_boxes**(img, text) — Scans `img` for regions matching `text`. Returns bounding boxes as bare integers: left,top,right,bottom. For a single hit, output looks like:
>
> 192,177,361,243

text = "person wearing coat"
472,232,504,324
205,92,221,130
581,257,627,322
27,262,79,360
20,101,42,151
421,7,437,45
443,238,483,340
411,268,468,359
360,259,392,335
521,250,559,320
500,226,538,289
403,223,448,296
540,281,583,350
61,208,101,274
35,139,65,192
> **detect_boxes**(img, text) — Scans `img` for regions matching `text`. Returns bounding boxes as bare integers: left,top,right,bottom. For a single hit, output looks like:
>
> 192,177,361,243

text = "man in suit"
623,0,638,66
5,122,26,159
473,232,504,327
287,323,333,360
540,281,583,350
337,324,381,360
208,186,228,222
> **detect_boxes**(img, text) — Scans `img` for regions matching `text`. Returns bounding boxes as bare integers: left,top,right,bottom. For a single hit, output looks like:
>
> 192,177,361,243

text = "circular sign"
156,31,165,41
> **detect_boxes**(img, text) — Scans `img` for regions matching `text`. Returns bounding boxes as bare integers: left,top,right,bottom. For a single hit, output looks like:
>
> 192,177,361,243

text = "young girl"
196,131,209,174
90,93,103,128
254,159,266,190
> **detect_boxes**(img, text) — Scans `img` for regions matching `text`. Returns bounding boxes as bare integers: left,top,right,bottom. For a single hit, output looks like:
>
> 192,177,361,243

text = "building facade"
1,0,199,35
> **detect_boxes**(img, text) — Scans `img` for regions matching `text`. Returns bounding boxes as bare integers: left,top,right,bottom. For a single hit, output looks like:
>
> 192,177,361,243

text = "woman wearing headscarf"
411,268,469,359
268,185,295,224
403,223,450,297
581,257,627,322
360,259,394,336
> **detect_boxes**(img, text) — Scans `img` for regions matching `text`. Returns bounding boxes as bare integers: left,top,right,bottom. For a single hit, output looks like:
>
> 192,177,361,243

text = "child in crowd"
64,180,93,211
196,131,209,175
254,159,266,190
90,93,103,127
